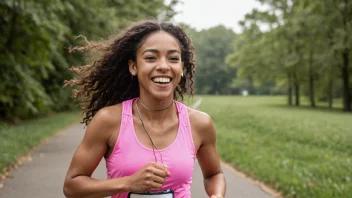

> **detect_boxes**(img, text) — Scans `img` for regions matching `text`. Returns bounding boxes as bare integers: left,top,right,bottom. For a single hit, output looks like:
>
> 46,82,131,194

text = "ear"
128,60,137,76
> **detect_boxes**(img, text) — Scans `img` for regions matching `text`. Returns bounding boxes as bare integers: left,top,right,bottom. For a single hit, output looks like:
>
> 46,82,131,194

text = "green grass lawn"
0,111,80,175
196,96,352,198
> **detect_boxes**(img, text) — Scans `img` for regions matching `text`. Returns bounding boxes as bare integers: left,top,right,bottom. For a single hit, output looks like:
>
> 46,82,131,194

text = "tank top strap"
174,101,185,126
175,101,196,155
119,98,135,134
122,98,135,117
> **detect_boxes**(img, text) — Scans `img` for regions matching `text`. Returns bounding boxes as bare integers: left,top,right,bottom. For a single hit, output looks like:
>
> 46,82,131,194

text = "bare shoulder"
85,103,123,140
186,106,213,131
184,105,216,151
93,104,122,125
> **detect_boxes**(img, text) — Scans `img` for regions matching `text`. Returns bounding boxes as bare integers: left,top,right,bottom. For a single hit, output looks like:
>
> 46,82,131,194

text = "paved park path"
0,100,278,198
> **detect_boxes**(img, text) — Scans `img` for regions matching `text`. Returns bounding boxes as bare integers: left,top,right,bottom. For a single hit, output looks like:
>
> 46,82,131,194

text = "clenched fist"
127,162,170,193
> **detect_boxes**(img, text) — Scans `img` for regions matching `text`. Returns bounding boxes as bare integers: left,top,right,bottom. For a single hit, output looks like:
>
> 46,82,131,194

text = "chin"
150,90,174,100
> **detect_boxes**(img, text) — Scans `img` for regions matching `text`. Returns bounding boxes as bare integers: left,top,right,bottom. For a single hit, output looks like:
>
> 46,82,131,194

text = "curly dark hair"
65,20,196,126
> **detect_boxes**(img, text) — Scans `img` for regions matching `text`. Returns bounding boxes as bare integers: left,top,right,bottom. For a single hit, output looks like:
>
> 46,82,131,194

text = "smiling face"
129,30,184,100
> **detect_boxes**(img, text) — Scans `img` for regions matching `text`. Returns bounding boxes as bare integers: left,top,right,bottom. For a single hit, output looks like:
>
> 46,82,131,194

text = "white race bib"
128,189,174,198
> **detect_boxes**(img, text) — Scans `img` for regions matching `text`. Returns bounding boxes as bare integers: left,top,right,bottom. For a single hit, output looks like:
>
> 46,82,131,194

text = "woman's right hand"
127,162,171,193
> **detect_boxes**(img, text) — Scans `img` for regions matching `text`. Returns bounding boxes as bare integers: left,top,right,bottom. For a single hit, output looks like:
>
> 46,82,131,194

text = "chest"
106,128,196,188
107,113,201,159
133,116,179,151
111,146,195,182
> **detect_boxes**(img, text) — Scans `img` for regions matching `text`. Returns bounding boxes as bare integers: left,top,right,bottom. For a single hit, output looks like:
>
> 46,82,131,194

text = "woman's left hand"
210,195,223,198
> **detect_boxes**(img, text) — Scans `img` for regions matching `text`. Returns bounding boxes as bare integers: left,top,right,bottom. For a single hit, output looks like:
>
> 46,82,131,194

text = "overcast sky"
173,0,262,33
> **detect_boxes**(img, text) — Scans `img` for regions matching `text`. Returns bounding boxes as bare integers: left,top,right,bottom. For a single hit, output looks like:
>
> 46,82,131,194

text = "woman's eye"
169,57,180,61
145,56,156,60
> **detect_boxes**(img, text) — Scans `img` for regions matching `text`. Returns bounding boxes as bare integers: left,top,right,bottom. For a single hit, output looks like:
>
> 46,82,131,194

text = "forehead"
138,31,181,52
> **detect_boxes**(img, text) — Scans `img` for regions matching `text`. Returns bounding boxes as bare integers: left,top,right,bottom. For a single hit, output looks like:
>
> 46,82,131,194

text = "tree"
188,25,237,94
0,0,180,121
227,0,352,111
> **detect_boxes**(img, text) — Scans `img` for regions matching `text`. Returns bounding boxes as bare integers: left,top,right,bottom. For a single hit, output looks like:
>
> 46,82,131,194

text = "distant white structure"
242,90,249,96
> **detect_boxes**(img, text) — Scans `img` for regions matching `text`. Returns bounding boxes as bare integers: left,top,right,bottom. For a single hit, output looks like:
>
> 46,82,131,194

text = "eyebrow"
141,49,181,55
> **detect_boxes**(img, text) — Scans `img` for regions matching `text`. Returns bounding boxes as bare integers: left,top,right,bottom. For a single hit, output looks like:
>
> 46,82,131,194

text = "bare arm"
63,105,170,198
63,106,129,198
192,111,226,197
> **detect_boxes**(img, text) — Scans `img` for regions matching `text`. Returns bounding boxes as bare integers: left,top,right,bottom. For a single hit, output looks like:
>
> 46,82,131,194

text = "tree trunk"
342,49,351,111
327,72,334,109
341,0,351,112
323,0,335,109
293,37,302,107
288,72,293,105
293,72,300,106
295,83,300,106
308,49,315,107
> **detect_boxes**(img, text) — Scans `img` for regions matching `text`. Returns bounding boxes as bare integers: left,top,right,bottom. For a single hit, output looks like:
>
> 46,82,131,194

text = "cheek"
136,61,152,75
171,63,183,72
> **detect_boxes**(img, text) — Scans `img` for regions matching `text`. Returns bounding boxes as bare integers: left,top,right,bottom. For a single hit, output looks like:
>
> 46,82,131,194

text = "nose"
157,58,170,72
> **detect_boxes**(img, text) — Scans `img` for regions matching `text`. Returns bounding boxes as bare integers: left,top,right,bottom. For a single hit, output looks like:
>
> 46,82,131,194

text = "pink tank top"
105,98,196,198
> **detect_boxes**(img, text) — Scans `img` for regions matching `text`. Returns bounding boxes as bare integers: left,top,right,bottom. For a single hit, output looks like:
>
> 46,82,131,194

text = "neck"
136,96,175,122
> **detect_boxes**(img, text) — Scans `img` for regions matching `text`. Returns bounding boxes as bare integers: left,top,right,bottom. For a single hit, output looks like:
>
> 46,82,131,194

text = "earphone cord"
135,100,165,165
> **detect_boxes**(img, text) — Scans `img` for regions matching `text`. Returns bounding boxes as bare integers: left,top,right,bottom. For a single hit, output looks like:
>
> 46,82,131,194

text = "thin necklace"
135,100,164,164
139,98,174,111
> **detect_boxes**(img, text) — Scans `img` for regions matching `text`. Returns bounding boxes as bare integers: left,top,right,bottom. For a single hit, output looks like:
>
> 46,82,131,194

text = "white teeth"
153,77,171,83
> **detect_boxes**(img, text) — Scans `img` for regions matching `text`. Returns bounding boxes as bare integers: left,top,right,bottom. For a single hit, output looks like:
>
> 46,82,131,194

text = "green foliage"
1,0,69,119
227,0,352,110
199,96,352,198
0,0,180,121
186,25,237,94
